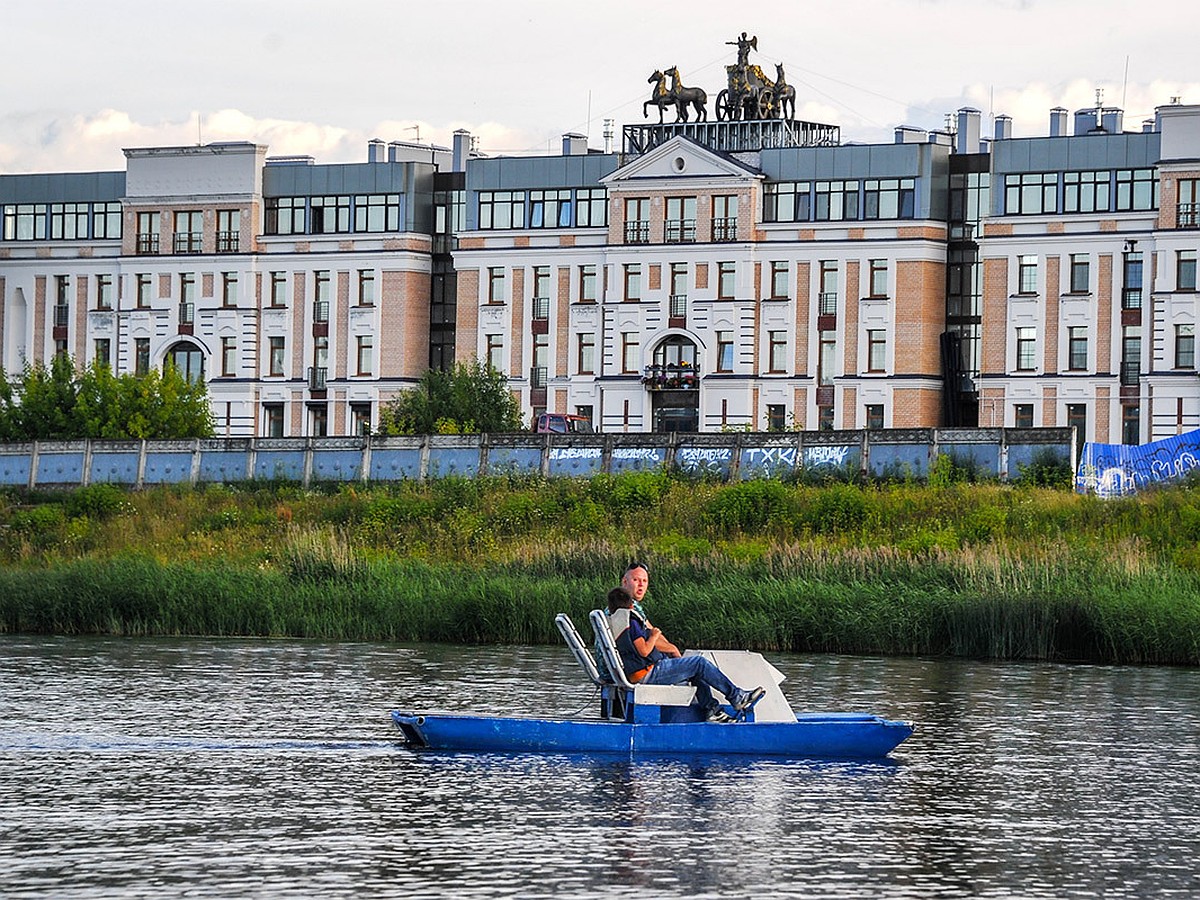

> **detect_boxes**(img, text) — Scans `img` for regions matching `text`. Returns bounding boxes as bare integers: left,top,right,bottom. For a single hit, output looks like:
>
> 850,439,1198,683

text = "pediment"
600,136,760,186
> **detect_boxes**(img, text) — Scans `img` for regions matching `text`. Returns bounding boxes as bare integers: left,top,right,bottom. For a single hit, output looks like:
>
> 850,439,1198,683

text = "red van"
534,413,595,434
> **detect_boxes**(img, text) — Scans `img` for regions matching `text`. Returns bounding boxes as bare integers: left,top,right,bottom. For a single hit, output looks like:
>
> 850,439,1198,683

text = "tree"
0,356,214,441
378,359,524,435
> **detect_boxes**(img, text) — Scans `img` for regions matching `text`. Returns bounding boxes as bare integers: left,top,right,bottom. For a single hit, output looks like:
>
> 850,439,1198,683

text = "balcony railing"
1122,287,1143,310
1120,359,1140,386
53,304,70,328
818,292,838,315
531,296,550,320
178,302,194,326
216,231,240,253
669,293,687,318
173,232,203,254
624,220,650,244
313,300,330,323
135,234,159,255
1178,203,1198,228
664,219,696,243
713,217,738,242
641,362,698,391
529,366,548,388
308,366,328,391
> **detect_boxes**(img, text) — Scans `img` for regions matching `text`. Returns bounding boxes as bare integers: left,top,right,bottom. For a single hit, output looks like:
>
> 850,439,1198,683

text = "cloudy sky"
2,0,1197,173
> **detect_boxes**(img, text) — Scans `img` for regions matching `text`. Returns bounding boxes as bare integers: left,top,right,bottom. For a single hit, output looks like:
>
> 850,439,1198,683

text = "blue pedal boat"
391,611,914,759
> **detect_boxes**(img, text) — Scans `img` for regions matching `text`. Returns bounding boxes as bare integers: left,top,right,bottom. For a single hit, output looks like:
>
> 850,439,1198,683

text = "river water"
1,636,1198,899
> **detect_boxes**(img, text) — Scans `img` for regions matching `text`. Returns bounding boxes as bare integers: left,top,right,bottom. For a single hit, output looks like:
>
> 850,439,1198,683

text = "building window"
1122,252,1143,309
314,270,331,322
531,334,549,387
532,266,550,320
763,182,810,223
1122,404,1140,446
716,331,734,372
136,273,152,308
865,404,884,430
265,197,306,235
579,265,597,303
1070,254,1090,293
862,179,915,220
1066,403,1087,456
216,209,240,252
93,202,122,240
712,194,738,240
814,181,858,221
1179,179,1200,228
868,259,888,298
96,274,113,310
530,189,573,228
135,338,151,376
353,194,400,233
818,330,836,385
818,406,835,431
664,196,697,243
221,272,238,307
270,271,287,307
1063,171,1110,214
1004,173,1058,215
49,202,89,240
767,331,787,373
221,337,237,376
166,342,204,382
575,405,594,428
1122,327,1141,385
310,196,351,234
867,329,887,372
670,262,688,314
575,189,607,227
1114,169,1156,212
769,261,788,299
1068,326,1088,370
624,263,642,301
819,261,838,314
309,404,328,437
478,191,526,230
1178,250,1197,291
485,334,504,371
623,198,649,243
1014,404,1034,428
94,339,111,369
173,211,203,253
264,403,285,438
1016,327,1037,371
577,332,595,374
350,402,372,436
766,404,787,432
135,212,159,254
1176,324,1195,369
488,267,506,303
269,337,286,377
717,262,736,300
356,334,373,376
358,270,375,306
621,332,639,374
1018,255,1038,294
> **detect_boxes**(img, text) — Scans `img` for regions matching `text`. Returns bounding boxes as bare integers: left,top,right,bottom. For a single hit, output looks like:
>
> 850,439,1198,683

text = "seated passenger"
606,587,764,723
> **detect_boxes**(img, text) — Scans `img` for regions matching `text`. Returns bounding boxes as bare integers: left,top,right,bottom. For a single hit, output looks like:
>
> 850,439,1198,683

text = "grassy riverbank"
2,474,1199,664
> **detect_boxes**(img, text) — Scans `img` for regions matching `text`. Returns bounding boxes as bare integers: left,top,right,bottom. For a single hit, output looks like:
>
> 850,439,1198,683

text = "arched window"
165,341,205,382
643,335,699,390
652,335,697,369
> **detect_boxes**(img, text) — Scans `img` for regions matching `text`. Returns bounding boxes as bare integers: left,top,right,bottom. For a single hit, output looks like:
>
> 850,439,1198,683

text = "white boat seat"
588,609,695,707
554,613,605,687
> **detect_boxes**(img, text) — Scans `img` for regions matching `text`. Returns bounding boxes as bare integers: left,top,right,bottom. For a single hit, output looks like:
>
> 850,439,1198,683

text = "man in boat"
608,587,764,723
595,561,663,682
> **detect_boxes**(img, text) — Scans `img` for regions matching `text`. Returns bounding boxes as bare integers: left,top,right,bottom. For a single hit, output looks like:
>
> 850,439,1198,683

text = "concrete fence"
0,428,1074,489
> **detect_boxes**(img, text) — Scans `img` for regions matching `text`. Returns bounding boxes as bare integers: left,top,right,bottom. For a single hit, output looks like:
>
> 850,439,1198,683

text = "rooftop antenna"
603,118,615,154
406,124,421,143
1121,55,1129,112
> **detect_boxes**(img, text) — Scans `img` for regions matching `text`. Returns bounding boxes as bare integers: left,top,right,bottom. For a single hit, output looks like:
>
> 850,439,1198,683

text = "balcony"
818,292,838,315
664,219,696,243
1121,287,1142,310
216,231,240,253
531,296,550,320
529,366,549,389
713,217,738,242
174,232,203,254
641,363,698,391
53,304,70,328
669,293,687,318
1178,203,1198,228
1120,359,1140,386
313,300,330,323
308,366,328,392
178,302,194,334
624,220,650,244
135,234,159,255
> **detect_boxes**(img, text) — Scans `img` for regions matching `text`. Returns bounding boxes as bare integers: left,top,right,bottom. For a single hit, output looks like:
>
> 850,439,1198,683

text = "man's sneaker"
734,686,766,712
706,707,735,723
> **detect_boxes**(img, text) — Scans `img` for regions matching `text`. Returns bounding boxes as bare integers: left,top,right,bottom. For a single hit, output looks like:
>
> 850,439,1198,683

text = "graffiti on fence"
1076,429,1200,498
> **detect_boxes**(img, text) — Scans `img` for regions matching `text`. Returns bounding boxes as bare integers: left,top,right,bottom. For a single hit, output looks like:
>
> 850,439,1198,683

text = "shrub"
804,484,868,534
65,483,131,520
703,480,793,532
1016,448,1074,488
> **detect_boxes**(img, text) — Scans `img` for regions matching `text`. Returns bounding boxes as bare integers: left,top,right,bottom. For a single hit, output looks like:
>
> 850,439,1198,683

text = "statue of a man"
726,32,757,68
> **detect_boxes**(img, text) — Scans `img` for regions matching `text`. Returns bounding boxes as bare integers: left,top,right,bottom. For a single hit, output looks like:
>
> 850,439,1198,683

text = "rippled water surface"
2,636,1199,898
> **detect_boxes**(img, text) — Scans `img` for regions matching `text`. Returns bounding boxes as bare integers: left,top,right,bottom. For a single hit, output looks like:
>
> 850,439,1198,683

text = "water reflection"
1,636,1199,898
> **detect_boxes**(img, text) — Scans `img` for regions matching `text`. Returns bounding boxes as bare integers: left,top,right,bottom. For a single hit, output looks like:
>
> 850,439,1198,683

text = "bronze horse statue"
664,66,708,122
774,64,796,121
644,70,675,124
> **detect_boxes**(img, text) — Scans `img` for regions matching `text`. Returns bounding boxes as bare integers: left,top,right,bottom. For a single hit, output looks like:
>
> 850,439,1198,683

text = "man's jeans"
641,655,744,712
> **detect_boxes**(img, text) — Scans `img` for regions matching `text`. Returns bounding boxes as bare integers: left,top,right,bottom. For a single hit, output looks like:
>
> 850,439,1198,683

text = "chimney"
994,115,1012,141
1049,107,1069,137
452,129,472,172
562,133,588,156
1102,108,1124,134
368,139,386,163
387,141,403,162
894,125,928,144
1075,109,1098,135
1143,118,1156,133
956,108,981,154
928,130,953,147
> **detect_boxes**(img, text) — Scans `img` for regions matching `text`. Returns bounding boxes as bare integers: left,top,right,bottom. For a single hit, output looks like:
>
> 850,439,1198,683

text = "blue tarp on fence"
1076,430,1200,498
